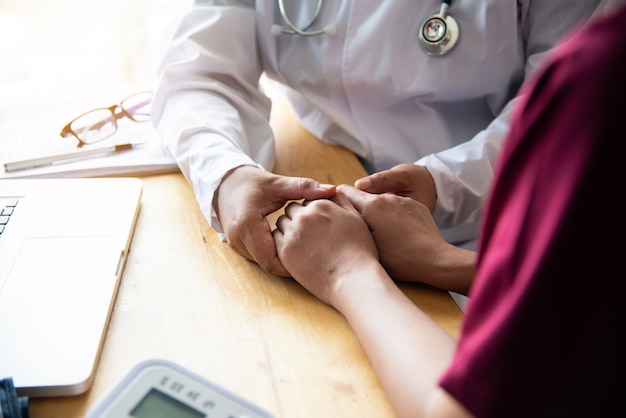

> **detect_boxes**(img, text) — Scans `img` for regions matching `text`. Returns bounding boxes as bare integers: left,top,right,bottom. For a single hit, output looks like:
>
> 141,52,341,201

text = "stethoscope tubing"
273,0,459,56
274,0,329,36
278,0,321,33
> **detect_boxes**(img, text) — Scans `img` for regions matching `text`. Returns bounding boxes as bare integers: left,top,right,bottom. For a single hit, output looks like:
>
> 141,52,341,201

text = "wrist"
430,245,476,295
332,259,394,315
213,165,261,219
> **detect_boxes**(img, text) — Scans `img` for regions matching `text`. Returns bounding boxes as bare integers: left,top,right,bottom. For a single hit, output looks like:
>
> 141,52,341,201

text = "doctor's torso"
254,0,525,170
154,0,607,238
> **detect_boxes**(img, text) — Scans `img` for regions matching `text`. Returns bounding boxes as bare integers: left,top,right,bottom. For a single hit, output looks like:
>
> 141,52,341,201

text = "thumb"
354,171,399,194
276,176,336,201
336,184,374,213
354,164,415,194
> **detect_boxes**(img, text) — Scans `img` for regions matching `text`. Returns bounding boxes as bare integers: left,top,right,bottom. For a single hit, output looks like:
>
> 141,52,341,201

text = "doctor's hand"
273,192,381,309
215,166,336,277
355,163,437,213
339,185,475,294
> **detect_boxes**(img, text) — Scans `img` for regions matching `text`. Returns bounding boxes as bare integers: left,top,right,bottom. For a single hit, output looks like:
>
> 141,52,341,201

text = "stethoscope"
418,0,459,55
271,0,460,56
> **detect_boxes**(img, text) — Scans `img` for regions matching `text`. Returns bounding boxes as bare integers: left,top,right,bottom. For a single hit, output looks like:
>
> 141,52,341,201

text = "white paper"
0,103,178,178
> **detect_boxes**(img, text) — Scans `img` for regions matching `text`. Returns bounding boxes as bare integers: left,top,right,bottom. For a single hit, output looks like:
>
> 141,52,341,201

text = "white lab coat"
152,0,618,243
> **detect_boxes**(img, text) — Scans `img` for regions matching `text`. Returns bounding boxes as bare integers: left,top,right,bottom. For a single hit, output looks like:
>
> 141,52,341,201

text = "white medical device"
87,359,274,418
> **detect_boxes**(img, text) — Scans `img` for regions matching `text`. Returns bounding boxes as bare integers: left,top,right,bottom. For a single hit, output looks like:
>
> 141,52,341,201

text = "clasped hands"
215,164,475,300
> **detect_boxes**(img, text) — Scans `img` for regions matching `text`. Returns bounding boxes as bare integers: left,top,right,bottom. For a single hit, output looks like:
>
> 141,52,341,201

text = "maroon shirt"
440,6,626,417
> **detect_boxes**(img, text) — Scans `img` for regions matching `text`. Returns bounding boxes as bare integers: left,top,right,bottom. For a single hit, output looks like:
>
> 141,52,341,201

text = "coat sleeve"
152,0,275,233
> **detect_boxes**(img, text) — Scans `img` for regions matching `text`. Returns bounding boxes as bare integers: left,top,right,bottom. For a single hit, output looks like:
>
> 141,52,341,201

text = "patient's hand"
272,191,379,308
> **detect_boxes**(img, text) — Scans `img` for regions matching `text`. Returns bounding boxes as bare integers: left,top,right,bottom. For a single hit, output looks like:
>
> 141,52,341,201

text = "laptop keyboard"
0,198,19,237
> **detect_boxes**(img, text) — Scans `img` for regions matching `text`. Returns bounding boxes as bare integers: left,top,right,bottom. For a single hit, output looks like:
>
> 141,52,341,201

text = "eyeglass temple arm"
60,124,74,138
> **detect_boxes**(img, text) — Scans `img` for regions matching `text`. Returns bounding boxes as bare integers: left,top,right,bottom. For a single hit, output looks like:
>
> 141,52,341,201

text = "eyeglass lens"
70,109,117,144
69,92,152,145
122,92,152,122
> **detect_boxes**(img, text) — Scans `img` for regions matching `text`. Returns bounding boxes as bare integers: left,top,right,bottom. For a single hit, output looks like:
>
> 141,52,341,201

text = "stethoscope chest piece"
418,2,459,56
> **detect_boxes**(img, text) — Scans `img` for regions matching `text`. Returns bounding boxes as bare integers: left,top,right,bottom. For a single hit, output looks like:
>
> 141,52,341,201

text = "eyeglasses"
60,91,152,147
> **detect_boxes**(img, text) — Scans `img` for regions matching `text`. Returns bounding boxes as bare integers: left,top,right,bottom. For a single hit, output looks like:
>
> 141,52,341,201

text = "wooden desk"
29,99,462,418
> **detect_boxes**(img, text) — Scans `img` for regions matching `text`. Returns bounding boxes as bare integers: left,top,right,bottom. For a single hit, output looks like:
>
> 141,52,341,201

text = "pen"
3,143,141,173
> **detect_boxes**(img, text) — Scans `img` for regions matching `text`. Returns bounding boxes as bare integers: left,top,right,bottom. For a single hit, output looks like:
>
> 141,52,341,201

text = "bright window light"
0,0,192,103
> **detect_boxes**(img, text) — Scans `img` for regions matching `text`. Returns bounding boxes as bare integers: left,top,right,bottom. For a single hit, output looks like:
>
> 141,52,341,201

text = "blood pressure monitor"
87,359,274,418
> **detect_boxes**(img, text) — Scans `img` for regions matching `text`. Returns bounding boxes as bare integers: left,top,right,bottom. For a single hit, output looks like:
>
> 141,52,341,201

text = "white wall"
0,0,192,102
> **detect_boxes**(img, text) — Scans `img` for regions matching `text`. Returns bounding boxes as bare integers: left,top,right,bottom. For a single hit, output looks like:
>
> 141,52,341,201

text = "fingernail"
319,183,335,190
355,178,371,190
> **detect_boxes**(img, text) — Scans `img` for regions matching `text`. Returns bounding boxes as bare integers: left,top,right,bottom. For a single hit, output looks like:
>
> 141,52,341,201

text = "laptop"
0,177,142,397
